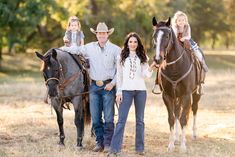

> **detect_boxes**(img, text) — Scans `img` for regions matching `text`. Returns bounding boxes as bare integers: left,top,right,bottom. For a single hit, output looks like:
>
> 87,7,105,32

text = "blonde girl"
62,16,85,53
172,11,208,72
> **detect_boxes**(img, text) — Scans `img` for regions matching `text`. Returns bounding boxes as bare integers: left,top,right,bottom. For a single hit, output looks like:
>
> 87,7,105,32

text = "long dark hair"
120,32,147,65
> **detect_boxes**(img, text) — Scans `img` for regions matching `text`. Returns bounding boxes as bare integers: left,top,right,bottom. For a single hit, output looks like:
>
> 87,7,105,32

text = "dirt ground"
0,58,235,157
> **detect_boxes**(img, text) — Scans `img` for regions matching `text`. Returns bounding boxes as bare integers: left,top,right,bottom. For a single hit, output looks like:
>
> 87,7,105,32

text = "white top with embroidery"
116,53,153,95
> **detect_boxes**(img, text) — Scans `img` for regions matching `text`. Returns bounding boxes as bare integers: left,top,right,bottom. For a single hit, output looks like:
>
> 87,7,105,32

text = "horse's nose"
155,60,161,64
48,85,58,97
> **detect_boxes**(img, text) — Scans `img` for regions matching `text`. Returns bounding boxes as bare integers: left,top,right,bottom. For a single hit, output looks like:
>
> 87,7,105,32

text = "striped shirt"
77,41,121,85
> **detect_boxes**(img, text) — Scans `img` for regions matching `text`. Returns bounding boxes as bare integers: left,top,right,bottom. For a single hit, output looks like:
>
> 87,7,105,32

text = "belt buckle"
96,80,104,87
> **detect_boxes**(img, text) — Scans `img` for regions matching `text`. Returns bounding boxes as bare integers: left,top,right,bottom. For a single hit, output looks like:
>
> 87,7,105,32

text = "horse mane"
170,27,182,51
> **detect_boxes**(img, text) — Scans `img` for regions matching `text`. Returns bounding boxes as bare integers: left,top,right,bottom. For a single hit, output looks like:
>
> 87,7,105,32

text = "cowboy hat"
90,22,114,35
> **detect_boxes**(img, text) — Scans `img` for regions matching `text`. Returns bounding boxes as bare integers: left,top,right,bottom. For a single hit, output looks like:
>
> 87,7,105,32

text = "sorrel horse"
35,48,90,149
152,17,202,152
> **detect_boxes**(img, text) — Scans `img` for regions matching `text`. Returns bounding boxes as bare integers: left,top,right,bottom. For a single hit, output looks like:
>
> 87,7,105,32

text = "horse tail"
83,94,91,125
83,70,91,125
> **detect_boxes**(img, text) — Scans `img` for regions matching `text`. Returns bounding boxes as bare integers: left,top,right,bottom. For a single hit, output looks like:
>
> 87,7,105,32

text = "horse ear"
166,17,171,26
152,17,157,26
35,51,44,61
51,49,57,59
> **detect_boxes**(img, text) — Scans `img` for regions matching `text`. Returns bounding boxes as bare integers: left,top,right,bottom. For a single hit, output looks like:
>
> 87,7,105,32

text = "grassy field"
0,51,235,157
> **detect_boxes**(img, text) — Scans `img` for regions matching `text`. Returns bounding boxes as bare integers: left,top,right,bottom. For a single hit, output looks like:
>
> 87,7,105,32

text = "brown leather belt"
92,79,112,87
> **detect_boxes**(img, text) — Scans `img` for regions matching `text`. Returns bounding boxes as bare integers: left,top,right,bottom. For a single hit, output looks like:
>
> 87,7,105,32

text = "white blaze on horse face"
155,30,164,60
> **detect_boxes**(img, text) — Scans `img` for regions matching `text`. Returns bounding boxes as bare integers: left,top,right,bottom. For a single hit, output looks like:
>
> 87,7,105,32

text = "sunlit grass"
0,51,235,157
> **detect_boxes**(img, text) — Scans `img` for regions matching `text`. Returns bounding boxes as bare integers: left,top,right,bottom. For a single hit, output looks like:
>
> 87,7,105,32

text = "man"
76,22,121,152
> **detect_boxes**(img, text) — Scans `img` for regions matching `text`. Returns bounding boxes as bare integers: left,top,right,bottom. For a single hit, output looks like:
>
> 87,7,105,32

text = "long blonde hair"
172,11,189,28
66,16,81,31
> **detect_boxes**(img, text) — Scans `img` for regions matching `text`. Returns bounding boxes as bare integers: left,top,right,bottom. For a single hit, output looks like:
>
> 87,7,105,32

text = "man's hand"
104,83,114,91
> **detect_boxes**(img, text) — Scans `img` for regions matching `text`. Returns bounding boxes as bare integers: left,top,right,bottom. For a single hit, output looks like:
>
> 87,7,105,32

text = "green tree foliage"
0,0,233,68
186,0,230,48
0,0,68,53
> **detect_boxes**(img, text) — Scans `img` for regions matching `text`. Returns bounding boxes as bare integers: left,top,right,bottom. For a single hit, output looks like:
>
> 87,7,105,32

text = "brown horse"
152,17,202,152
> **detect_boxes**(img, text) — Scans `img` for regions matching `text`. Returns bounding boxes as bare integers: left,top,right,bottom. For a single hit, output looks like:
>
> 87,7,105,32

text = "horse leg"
72,96,84,149
174,98,181,144
179,94,191,153
192,92,200,139
163,93,175,152
51,98,65,146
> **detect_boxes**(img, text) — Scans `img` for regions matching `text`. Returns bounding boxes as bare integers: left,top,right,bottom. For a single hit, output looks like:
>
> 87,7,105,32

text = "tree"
186,0,230,48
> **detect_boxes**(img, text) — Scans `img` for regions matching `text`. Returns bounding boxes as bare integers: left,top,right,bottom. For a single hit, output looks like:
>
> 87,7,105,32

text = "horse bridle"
154,26,185,66
154,26,173,60
43,63,63,86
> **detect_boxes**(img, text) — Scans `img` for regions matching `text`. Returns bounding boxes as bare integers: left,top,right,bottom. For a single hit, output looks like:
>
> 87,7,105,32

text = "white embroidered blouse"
116,53,153,95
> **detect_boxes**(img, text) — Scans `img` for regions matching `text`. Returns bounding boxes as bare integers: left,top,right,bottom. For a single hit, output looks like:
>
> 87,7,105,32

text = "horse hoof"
167,144,175,152
58,141,65,146
180,145,187,153
174,140,180,145
76,145,84,151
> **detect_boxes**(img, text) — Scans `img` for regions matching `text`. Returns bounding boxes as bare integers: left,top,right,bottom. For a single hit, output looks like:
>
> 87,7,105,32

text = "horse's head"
35,49,61,97
152,17,173,64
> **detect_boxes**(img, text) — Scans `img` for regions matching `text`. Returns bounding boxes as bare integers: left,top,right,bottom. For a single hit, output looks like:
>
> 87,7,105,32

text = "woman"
108,32,156,156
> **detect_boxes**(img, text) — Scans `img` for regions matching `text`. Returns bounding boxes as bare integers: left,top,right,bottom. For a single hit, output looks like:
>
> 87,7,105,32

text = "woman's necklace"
129,54,137,79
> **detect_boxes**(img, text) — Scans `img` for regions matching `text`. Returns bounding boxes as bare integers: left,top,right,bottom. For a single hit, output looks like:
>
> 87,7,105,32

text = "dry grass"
0,53,235,157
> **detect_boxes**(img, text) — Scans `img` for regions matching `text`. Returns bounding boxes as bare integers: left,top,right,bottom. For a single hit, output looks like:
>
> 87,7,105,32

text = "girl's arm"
182,25,191,41
79,31,85,45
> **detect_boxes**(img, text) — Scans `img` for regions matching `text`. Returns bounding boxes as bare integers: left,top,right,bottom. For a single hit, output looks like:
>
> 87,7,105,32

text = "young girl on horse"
62,16,85,53
172,11,208,72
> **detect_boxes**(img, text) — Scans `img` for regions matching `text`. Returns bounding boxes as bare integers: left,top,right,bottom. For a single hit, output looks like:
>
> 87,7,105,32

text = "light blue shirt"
76,41,121,85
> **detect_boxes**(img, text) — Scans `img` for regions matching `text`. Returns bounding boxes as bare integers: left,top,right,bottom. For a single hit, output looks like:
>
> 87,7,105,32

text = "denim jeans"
89,81,115,147
110,90,147,153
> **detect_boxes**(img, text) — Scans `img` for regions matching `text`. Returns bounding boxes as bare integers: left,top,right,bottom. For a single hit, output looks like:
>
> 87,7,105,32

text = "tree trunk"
211,33,217,50
89,0,98,16
225,35,230,50
0,47,2,69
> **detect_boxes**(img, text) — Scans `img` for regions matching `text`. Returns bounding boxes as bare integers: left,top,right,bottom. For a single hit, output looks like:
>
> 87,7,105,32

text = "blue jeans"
89,81,115,146
110,90,147,153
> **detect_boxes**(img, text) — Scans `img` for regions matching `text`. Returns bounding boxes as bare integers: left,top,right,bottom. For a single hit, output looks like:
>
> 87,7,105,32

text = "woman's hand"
149,62,159,71
116,95,122,105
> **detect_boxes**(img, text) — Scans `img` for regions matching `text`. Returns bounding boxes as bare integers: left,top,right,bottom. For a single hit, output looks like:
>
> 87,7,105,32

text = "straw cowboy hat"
90,22,114,35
